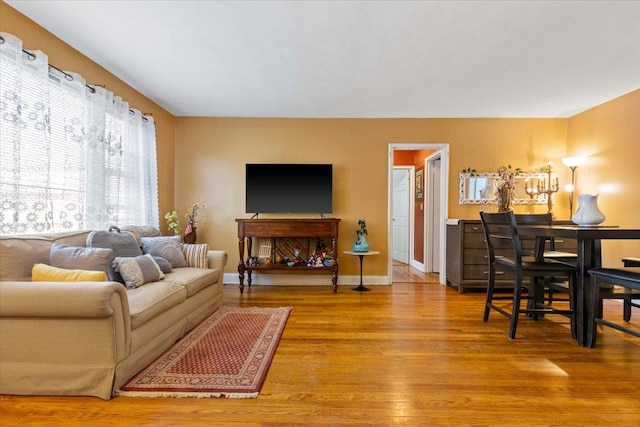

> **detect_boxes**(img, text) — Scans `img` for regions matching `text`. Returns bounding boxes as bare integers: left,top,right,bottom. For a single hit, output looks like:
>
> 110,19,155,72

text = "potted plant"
164,210,181,235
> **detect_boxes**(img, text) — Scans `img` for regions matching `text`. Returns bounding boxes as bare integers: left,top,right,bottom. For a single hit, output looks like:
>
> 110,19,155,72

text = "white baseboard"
411,260,425,272
223,272,390,286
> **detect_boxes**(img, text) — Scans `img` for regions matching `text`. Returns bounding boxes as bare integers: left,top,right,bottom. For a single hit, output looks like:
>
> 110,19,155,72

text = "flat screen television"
245,164,333,215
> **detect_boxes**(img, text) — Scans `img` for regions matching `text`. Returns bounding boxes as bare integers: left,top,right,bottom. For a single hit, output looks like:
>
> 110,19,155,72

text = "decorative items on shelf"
537,163,559,215
306,251,335,268
496,165,522,212
292,244,304,264
572,194,606,226
352,219,370,252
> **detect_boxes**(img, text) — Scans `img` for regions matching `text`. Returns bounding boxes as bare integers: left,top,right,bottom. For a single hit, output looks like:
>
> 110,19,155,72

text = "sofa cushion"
113,254,164,289
32,263,108,282
87,229,142,283
182,243,209,269
140,236,187,268
50,244,113,273
0,230,91,281
152,256,173,274
163,267,219,297
126,281,187,329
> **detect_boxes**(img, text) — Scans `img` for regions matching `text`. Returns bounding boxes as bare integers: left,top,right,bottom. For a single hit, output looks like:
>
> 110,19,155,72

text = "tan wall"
6,2,637,277
567,89,640,266
0,3,176,221
176,117,569,277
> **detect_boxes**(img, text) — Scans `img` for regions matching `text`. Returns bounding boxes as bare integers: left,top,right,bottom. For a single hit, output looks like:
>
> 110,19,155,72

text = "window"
0,32,158,235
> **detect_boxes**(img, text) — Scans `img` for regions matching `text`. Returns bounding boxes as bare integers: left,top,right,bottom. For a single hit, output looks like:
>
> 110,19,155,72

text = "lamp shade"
562,156,585,168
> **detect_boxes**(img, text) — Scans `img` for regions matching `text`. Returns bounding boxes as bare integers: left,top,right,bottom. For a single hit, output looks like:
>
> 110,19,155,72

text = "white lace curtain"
0,32,159,235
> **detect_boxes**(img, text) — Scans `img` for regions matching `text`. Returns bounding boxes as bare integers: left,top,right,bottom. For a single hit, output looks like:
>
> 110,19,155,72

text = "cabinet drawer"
463,264,515,281
463,232,486,249
463,248,488,264
463,223,483,233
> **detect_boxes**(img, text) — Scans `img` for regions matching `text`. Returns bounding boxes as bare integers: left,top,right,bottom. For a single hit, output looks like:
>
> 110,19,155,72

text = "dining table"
517,224,640,347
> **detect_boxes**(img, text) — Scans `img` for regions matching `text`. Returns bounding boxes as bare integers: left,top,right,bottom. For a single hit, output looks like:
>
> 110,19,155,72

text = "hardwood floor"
1,276,639,426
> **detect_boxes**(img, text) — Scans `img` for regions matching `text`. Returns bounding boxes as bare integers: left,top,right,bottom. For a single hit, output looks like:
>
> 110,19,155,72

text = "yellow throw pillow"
32,263,108,282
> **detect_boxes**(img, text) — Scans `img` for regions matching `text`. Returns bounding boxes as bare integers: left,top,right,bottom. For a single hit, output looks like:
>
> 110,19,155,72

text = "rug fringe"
115,390,259,399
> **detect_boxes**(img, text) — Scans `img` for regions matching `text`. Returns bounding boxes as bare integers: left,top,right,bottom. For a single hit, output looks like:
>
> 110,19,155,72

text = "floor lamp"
562,156,585,218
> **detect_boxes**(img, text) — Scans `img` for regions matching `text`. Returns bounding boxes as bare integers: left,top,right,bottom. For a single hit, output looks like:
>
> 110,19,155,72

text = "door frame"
387,142,449,285
424,151,441,273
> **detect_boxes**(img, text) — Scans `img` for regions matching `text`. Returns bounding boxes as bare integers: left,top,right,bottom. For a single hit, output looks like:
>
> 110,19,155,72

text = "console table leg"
237,265,245,294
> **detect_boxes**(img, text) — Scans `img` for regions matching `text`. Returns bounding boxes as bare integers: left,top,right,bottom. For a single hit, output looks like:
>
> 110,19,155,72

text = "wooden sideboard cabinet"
446,219,577,293
236,218,340,294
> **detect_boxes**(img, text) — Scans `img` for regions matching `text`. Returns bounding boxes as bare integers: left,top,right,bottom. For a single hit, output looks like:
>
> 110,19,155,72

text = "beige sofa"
0,229,227,400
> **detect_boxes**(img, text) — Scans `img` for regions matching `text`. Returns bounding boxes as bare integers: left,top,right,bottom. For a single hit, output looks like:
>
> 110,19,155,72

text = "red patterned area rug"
116,306,291,398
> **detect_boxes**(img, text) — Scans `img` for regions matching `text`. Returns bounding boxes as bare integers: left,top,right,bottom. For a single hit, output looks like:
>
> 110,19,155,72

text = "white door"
393,168,410,263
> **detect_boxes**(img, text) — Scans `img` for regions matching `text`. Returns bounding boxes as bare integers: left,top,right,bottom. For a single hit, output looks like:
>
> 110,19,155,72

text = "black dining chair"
513,213,577,261
480,211,578,340
610,257,640,321
514,213,576,306
587,267,640,347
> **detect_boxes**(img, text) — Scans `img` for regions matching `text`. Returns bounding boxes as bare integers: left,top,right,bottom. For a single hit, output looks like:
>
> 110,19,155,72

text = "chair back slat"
514,213,555,250
479,211,523,264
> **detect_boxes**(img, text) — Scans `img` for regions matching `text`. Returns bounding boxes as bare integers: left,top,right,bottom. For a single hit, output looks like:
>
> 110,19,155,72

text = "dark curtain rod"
0,35,150,121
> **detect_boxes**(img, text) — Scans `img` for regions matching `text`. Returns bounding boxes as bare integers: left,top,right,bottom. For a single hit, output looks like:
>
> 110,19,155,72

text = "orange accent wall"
393,151,415,166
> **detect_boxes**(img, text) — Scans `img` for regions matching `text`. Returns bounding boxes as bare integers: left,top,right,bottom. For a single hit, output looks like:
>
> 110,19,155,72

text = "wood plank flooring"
1,270,639,426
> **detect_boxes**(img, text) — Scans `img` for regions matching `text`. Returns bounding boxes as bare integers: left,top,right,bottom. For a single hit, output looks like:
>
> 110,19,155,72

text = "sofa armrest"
207,250,228,273
0,280,132,399
0,281,129,318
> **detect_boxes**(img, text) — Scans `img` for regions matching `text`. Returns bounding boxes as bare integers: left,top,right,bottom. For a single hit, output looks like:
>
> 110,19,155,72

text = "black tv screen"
245,164,333,214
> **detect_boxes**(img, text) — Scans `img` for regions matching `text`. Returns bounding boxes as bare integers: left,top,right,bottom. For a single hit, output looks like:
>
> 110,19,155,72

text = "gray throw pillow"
152,256,173,274
120,225,162,238
140,235,187,268
87,230,143,283
50,244,113,274
113,254,164,289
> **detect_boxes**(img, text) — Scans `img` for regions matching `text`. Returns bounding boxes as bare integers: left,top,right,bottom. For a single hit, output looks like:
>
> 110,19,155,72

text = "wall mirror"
459,173,549,205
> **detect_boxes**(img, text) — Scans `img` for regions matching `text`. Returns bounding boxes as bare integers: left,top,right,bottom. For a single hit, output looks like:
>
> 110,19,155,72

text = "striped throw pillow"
182,243,209,269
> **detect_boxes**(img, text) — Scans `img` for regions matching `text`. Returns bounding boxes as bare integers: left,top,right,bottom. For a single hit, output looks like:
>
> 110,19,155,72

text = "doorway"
392,167,412,265
388,143,449,285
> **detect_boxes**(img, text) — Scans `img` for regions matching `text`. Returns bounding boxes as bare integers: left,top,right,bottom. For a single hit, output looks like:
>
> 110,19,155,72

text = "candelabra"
537,164,559,214
525,178,539,199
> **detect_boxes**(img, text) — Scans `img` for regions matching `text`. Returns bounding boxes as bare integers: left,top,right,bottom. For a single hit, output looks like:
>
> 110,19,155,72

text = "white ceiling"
7,0,640,118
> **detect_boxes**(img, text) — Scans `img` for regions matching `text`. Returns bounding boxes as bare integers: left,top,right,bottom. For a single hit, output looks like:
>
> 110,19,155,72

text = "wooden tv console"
236,218,340,293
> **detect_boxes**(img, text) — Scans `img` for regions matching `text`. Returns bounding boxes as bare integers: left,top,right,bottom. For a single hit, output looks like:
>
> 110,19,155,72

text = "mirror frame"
458,172,549,205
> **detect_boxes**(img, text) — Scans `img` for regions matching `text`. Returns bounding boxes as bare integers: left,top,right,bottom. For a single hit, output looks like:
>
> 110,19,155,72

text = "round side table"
343,250,380,292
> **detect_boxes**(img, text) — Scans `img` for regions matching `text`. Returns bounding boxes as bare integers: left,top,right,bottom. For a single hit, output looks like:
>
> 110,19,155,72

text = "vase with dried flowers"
183,202,205,244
